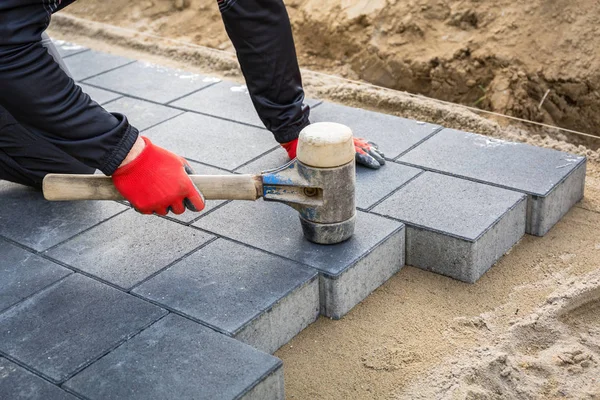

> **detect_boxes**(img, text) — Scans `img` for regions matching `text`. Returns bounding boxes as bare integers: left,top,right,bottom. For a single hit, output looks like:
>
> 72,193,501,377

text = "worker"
0,0,385,216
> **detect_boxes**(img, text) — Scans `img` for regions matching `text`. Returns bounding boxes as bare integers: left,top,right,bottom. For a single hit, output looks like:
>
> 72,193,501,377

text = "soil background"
48,2,600,399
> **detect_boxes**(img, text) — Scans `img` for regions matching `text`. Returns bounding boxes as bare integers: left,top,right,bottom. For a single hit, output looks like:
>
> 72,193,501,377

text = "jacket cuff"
99,113,139,175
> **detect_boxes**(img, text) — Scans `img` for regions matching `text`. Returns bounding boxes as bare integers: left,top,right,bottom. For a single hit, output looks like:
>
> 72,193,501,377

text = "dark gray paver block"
144,112,278,170
0,181,127,251
64,314,284,400
134,239,319,354
104,97,182,131
0,358,77,400
195,201,405,319
236,150,423,210
310,102,441,159
85,61,214,104
0,239,71,312
0,274,165,383
78,83,121,105
172,80,321,128
51,40,88,58
64,50,133,81
46,210,214,290
398,129,587,236
372,172,527,283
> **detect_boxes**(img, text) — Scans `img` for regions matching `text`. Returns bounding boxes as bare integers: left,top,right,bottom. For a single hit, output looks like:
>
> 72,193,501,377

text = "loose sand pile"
48,13,600,399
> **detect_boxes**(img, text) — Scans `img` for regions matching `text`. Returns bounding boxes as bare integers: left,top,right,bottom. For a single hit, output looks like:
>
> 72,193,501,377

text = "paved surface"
0,40,586,399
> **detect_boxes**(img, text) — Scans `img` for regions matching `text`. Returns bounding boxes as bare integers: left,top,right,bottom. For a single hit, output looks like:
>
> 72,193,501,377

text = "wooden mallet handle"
42,174,263,201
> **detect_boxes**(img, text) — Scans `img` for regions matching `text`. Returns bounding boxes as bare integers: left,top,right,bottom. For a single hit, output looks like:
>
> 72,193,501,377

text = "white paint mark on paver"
231,85,249,94
203,77,222,83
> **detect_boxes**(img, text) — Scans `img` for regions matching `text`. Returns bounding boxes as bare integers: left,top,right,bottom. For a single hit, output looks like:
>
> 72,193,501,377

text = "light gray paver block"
0,181,128,251
46,210,214,290
0,358,77,400
144,112,278,170
64,50,133,81
0,239,71,312
0,274,166,383
85,61,214,104
398,129,587,236
172,80,321,128
104,96,182,131
372,172,527,283
78,83,121,105
64,314,284,400
236,150,423,210
310,102,441,159
195,201,405,319
134,239,319,354
51,40,88,58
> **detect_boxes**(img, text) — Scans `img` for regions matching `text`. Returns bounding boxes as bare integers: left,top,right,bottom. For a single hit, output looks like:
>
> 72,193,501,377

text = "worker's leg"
218,0,310,144
40,32,73,78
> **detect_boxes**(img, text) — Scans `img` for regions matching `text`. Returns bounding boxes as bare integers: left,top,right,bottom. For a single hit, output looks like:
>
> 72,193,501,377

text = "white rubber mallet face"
296,122,355,168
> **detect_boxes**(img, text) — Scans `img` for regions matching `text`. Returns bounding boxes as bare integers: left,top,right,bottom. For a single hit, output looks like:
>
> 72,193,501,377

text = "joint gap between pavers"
393,126,444,161
310,100,324,108
139,110,186,133
184,200,234,225
169,106,270,132
98,95,124,106
182,157,236,174
79,59,138,83
62,48,91,59
0,235,41,255
59,384,90,400
365,170,426,212
127,237,219,292
41,208,131,254
163,80,221,105
57,310,170,385
472,195,528,242
0,273,72,317
232,145,283,173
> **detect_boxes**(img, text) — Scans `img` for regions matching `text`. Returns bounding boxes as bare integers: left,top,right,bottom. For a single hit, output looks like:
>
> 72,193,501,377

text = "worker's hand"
281,136,386,169
112,136,205,216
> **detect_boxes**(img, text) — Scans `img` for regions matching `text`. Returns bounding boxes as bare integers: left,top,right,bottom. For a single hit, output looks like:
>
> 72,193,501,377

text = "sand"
47,14,600,400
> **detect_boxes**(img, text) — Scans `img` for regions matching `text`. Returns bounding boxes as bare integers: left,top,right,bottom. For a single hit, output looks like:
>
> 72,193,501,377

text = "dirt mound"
64,0,600,142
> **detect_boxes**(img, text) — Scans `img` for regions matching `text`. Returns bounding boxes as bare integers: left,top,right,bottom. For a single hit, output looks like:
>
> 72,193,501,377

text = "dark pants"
0,0,308,188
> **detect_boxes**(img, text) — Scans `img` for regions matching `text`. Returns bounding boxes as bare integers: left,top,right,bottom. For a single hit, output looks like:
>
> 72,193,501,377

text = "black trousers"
0,0,309,188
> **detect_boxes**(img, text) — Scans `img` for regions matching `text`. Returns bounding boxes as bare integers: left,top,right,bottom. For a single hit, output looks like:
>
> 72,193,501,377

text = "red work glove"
112,137,205,216
281,137,386,169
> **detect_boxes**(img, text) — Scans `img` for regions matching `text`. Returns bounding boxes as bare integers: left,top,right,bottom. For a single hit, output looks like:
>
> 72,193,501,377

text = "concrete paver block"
104,97,182,131
64,50,133,81
78,83,121,105
51,40,88,58
46,210,214,290
85,62,213,104
0,358,77,400
144,112,278,170
372,172,527,283
0,239,71,312
172,80,321,128
310,102,441,159
398,129,587,236
64,314,284,400
0,181,127,251
0,274,166,383
134,239,319,354
194,201,405,319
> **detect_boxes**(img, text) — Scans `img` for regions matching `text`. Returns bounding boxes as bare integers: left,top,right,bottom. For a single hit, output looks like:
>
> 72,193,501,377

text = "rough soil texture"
48,12,600,400
64,0,600,143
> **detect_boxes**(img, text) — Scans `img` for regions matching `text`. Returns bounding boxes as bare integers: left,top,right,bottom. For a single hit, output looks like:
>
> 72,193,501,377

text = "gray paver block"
104,96,182,131
194,201,405,319
134,239,319,354
0,274,166,383
235,148,423,210
144,112,278,170
0,358,77,400
51,40,88,58
0,239,71,312
64,314,284,400
372,172,527,283
64,50,133,81
46,210,214,290
310,102,441,159
78,83,121,105
85,61,214,104
172,80,321,128
398,129,587,236
0,181,127,251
